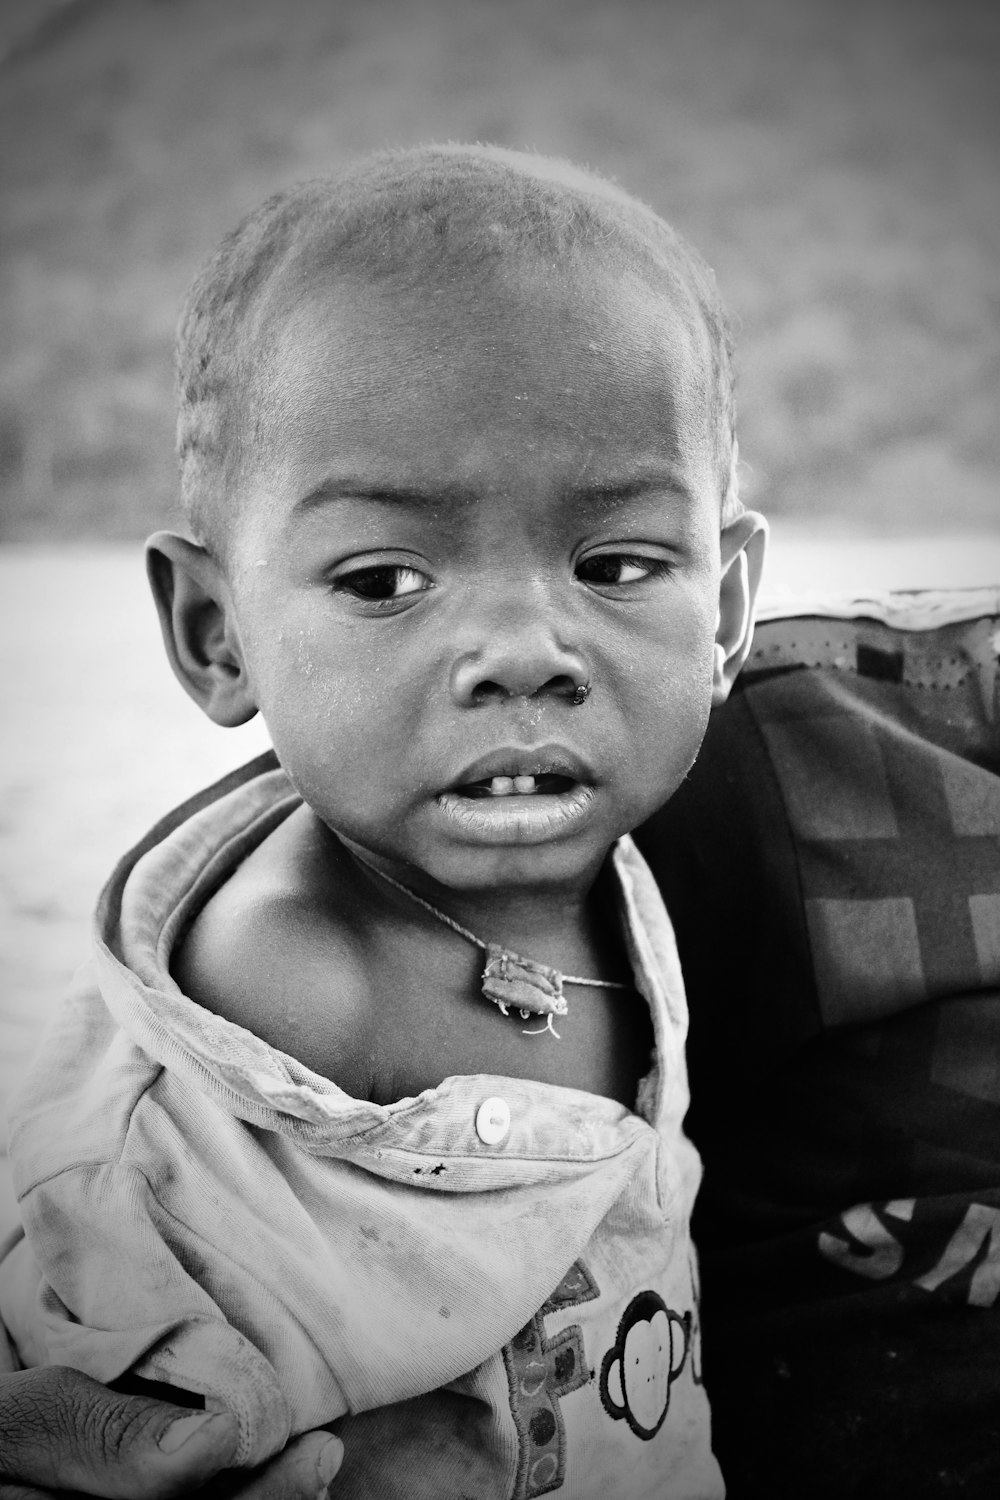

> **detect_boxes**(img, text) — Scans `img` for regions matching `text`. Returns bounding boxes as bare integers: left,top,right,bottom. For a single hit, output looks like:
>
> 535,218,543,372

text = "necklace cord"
355,855,628,990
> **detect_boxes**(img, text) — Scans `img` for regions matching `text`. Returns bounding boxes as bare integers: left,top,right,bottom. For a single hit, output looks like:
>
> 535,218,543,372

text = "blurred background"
3,0,1000,539
1,0,999,1216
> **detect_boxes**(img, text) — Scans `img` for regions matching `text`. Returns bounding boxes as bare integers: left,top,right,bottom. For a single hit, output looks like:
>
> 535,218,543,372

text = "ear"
146,531,258,727
712,510,768,706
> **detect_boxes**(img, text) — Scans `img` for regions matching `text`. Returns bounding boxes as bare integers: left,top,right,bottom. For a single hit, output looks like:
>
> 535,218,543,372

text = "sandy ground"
2,527,999,1232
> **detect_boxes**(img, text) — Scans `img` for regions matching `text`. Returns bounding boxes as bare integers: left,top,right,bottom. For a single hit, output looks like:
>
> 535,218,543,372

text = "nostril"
468,674,582,707
469,679,508,707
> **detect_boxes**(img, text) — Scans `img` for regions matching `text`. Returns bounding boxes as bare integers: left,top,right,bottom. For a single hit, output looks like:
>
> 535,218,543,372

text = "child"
0,144,765,1497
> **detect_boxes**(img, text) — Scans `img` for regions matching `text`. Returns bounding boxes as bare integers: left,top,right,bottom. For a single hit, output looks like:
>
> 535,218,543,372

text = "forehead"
242,253,719,512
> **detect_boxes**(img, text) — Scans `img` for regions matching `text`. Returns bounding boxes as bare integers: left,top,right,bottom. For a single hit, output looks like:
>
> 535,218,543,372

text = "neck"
337,834,625,984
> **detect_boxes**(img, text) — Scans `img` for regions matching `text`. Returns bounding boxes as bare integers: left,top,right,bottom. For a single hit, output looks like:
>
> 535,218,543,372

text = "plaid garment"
636,591,1000,1500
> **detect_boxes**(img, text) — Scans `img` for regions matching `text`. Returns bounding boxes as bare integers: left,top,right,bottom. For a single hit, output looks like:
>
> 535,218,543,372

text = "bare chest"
172,817,655,1112
363,967,657,1110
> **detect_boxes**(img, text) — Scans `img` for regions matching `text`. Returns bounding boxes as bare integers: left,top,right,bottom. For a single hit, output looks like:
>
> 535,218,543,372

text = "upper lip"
446,744,596,789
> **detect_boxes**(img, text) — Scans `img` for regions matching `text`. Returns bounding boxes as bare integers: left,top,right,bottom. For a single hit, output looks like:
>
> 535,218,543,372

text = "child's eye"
334,564,431,602
575,553,671,587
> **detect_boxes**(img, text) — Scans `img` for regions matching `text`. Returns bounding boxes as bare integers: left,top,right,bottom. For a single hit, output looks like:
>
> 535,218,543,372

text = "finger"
0,1367,239,1498
225,1431,344,1500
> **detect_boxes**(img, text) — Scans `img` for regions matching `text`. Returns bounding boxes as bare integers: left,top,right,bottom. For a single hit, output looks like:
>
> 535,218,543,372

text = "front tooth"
489,776,515,796
513,775,537,795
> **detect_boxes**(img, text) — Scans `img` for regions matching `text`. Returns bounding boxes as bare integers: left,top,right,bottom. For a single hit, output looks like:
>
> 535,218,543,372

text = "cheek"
247,616,426,802
246,619,363,750
604,609,717,809
610,606,716,725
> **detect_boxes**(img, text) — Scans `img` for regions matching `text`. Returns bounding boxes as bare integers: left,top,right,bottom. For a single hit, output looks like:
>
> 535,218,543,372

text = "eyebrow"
576,475,695,507
290,470,693,520
291,479,467,518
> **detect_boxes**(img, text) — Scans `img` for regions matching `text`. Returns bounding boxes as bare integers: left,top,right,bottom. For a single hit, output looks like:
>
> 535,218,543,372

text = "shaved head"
175,144,739,557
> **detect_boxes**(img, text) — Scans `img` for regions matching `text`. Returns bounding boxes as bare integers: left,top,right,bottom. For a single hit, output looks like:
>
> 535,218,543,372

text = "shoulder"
171,805,380,1098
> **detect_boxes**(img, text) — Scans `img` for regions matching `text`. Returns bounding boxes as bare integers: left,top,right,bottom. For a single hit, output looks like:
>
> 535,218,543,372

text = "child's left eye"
575,554,669,587
335,565,431,602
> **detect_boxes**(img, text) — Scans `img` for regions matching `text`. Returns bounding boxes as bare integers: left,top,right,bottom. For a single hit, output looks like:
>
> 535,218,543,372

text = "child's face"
218,260,754,896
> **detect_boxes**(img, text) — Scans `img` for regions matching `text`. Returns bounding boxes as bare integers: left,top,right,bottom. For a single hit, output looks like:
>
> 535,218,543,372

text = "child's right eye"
333,564,432,603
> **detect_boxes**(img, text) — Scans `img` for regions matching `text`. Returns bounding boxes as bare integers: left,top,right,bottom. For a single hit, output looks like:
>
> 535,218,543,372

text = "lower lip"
435,784,597,844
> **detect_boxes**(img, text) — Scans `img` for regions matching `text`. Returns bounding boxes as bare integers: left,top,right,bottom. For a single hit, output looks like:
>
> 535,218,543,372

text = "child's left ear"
713,510,768,705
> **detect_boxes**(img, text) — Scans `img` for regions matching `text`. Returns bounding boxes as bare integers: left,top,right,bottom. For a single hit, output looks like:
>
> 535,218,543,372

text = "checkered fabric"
635,590,1000,1500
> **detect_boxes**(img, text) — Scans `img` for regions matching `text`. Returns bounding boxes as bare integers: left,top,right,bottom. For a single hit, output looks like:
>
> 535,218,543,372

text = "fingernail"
158,1409,233,1452
316,1434,344,1491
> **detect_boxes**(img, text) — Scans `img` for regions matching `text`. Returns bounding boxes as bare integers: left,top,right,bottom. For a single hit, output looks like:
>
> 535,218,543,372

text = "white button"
475,1096,511,1145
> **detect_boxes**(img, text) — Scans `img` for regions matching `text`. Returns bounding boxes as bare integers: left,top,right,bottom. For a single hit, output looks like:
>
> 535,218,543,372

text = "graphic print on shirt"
502,1260,600,1499
819,1197,1000,1306
598,1290,690,1440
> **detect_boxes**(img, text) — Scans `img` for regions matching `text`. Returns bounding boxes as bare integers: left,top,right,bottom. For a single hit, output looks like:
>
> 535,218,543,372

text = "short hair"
175,143,740,555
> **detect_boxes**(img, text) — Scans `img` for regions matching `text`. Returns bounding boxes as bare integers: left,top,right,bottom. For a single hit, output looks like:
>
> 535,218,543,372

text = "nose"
448,584,589,708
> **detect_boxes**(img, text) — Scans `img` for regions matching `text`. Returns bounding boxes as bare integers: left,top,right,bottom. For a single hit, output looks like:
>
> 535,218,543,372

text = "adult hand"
0,1366,344,1499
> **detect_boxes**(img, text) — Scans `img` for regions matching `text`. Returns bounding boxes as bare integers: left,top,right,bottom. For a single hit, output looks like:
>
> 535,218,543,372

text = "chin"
419,836,614,896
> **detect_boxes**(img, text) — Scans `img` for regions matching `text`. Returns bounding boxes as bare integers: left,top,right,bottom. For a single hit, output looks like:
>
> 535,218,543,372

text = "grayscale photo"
1,2,998,1496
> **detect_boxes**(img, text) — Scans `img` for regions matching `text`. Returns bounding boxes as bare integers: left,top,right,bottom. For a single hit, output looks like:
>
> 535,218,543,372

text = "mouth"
436,747,597,843
446,746,595,798
454,772,578,800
